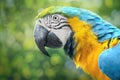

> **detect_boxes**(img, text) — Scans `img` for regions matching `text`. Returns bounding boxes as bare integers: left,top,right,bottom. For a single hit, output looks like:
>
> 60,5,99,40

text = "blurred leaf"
25,0,33,8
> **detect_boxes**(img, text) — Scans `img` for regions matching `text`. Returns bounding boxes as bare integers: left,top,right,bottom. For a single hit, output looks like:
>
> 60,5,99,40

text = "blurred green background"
0,0,120,80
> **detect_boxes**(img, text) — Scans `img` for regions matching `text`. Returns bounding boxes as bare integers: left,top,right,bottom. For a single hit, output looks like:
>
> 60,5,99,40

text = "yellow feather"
67,17,111,80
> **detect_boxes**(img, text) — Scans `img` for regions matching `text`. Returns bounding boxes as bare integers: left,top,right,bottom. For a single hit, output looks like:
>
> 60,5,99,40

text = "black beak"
34,24,50,56
34,24,62,57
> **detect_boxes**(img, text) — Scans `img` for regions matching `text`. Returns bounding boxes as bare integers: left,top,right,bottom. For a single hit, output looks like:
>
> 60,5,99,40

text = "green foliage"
0,0,120,80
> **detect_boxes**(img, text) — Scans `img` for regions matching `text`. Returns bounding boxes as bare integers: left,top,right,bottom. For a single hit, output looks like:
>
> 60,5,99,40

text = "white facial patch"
50,26,72,46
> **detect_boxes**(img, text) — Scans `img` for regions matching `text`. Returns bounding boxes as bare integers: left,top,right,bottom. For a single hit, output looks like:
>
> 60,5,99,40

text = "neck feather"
67,17,110,80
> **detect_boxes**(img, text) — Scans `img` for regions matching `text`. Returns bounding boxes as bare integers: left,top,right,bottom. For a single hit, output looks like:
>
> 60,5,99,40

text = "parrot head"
34,6,77,57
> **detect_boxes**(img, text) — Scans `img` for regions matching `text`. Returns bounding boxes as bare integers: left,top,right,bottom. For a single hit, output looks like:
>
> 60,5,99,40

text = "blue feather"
98,43,120,80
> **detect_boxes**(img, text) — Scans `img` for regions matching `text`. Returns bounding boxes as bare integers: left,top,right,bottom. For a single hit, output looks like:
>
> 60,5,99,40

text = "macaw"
34,6,120,80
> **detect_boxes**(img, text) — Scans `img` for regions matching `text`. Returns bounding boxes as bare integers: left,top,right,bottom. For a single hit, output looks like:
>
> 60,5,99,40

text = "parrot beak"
34,23,63,57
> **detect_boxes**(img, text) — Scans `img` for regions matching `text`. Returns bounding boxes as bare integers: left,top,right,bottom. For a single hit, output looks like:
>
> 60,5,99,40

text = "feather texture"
67,17,110,80
98,40,120,80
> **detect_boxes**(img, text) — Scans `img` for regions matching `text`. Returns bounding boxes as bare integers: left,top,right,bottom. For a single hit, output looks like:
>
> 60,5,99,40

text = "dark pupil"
54,16,57,20
54,17,57,19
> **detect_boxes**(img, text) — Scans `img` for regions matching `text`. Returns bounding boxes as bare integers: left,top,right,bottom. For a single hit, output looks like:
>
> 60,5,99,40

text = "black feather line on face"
64,32,76,58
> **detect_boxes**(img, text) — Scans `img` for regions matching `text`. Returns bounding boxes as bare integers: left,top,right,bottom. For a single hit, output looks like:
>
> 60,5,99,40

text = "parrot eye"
52,15,60,21
44,14,67,29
